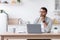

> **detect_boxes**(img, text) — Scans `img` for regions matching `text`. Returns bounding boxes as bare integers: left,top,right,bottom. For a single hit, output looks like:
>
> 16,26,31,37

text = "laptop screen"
27,24,42,33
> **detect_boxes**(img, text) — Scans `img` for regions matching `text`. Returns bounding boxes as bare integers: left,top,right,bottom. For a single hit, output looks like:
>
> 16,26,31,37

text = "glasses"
40,11,46,13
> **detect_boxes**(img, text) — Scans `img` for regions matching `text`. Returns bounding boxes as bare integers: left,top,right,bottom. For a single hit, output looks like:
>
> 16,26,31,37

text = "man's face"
40,9,47,17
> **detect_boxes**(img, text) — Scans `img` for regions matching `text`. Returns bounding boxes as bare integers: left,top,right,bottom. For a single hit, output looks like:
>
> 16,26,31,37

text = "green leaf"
17,0,20,3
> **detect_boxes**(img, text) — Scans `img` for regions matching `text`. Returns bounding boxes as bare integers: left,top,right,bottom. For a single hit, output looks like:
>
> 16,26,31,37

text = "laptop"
27,24,42,34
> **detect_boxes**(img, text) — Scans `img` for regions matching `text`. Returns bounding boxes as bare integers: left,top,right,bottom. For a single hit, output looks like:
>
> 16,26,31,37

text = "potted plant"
0,10,3,13
17,0,20,3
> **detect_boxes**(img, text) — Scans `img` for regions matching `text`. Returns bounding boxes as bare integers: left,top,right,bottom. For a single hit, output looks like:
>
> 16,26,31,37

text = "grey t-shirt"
34,17,53,33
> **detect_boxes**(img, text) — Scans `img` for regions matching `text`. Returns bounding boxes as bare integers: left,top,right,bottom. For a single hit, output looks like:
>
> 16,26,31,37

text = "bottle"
18,18,23,25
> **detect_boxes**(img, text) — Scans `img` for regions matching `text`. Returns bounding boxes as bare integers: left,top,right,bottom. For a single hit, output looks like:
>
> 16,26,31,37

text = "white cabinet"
55,0,60,10
0,13,7,33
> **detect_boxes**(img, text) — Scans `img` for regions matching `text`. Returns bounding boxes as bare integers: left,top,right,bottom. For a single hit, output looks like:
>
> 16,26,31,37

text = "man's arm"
44,19,53,33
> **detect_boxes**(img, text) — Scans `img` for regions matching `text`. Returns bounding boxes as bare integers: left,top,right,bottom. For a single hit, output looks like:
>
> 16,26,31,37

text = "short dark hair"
41,7,47,12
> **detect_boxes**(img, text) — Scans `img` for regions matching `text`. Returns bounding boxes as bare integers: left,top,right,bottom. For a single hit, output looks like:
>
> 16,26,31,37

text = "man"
28,7,53,40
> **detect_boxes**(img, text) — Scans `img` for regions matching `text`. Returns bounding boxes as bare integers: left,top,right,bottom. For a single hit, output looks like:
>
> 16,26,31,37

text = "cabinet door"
55,0,60,10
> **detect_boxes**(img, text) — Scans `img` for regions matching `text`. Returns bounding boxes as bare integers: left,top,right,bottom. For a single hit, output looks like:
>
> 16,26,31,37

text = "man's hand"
40,17,48,27
40,17,45,22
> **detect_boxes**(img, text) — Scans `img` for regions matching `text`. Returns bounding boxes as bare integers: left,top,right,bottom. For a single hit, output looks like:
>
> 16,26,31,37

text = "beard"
40,14,46,17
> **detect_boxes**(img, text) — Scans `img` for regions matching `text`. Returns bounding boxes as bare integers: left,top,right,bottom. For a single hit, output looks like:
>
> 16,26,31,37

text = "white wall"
0,0,55,23
3,0,55,33
1,0,59,35
0,0,58,40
